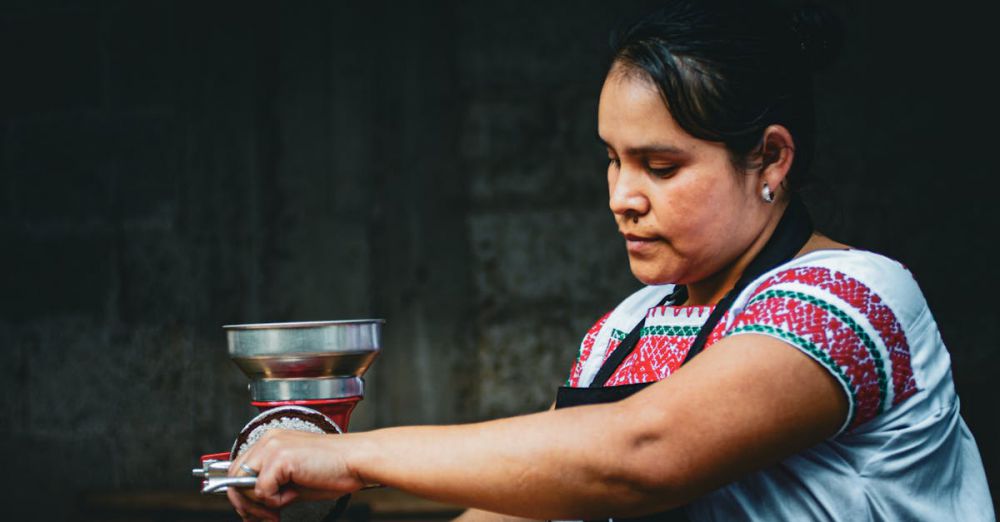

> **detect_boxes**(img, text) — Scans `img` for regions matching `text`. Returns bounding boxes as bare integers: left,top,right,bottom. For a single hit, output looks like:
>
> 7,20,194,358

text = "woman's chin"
634,275,677,286
628,261,679,287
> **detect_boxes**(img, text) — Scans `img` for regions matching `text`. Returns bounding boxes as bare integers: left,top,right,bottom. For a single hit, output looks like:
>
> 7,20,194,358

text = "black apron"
553,198,813,522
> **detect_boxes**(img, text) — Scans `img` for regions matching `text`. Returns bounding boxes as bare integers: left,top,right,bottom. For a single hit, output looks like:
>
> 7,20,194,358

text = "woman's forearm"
343,402,679,520
339,336,847,520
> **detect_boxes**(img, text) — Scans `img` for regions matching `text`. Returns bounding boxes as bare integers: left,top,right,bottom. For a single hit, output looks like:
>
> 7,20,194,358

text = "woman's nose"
609,166,649,220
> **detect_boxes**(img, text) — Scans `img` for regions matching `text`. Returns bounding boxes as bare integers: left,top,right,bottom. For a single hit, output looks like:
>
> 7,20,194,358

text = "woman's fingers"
224,428,359,517
226,436,286,518
227,486,280,521
255,469,299,509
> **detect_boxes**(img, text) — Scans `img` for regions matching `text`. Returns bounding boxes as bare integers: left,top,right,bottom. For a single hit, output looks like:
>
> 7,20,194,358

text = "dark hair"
610,0,844,190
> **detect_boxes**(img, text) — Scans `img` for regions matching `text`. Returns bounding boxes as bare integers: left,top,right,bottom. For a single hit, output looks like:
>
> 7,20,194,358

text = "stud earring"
761,183,775,203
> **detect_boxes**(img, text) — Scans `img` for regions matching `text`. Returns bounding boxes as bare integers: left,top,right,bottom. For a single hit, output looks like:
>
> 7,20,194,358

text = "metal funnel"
224,319,383,402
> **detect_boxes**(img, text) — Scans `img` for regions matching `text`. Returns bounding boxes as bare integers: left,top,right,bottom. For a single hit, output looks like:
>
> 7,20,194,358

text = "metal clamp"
192,459,257,495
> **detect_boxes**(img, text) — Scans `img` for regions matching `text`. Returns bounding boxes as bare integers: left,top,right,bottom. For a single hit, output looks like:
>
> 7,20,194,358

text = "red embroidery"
753,267,917,406
605,332,695,386
605,306,726,386
648,305,713,319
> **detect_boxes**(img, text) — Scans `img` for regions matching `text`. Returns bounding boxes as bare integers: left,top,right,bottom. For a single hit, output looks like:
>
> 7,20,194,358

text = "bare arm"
230,334,846,520
451,402,555,522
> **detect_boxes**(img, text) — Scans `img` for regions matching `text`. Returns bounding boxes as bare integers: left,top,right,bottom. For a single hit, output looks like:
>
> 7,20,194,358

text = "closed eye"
647,164,678,178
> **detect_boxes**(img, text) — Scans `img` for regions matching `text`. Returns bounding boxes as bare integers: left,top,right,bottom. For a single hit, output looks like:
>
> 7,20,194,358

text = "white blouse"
567,249,994,521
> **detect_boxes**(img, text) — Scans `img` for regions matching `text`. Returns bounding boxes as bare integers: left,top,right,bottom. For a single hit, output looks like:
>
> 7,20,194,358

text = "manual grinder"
192,319,382,496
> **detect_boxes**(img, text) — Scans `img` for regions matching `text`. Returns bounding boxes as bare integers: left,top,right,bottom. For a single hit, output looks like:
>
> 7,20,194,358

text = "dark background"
1,0,996,519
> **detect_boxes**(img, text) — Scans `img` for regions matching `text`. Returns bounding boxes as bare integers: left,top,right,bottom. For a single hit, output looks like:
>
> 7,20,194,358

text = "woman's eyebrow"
597,135,685,156
626,144,684,155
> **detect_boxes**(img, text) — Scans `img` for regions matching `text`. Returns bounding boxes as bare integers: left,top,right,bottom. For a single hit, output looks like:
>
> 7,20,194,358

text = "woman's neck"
683,202,789,306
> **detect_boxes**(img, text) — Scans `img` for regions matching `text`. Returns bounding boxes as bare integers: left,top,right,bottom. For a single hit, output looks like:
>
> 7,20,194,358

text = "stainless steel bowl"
225,320,383,382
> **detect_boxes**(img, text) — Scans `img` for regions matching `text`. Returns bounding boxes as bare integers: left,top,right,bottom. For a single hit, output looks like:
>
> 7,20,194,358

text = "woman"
228,1,994,520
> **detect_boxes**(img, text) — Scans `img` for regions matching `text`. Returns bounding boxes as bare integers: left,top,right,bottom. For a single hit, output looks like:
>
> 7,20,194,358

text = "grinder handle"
202,476,258,494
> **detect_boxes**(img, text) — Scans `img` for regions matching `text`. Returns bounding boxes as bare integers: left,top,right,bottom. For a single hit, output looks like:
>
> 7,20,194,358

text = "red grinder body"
252,397,361,432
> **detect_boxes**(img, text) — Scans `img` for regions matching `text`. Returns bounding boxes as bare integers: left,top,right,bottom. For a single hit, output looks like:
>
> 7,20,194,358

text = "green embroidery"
748,289,889,411
610,325,701,341
643,324,702,336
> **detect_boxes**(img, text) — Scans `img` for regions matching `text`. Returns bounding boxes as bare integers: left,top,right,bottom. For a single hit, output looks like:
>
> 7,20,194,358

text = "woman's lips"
623,233,660,255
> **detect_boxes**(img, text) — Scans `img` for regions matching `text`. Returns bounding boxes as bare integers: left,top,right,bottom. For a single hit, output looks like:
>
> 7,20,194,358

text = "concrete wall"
1,0,996,518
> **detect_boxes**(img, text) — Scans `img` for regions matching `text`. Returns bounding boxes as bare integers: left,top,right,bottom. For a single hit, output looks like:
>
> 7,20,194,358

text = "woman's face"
598,68,771,286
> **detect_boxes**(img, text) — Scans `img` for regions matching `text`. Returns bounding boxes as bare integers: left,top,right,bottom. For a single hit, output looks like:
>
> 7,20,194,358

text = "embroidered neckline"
648,304,715,318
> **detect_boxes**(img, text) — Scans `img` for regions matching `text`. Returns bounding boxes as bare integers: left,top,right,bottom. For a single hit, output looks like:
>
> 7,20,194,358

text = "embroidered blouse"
567,249,994,520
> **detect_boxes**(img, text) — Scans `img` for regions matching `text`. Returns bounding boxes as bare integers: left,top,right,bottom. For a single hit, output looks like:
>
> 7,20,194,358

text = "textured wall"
1,0,996,518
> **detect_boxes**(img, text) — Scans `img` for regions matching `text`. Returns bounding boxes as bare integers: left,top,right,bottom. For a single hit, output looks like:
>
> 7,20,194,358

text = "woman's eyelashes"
607,154,678,178
646,164,678,178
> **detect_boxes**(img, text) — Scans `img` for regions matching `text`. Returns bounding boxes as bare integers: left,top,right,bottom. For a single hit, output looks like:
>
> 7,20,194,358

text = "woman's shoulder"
729,248,937,432
744,248,928,324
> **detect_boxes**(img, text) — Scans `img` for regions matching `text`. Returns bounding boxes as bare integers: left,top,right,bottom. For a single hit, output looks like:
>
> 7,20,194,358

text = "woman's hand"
225,429,365,521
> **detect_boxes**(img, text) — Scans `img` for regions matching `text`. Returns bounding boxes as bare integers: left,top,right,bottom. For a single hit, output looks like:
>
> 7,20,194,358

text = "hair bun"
791,4,845,72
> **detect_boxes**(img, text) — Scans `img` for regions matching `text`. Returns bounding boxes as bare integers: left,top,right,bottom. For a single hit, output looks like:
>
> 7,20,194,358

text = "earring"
761,183,775,203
